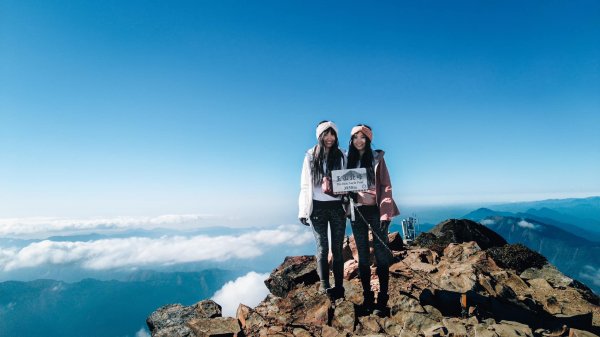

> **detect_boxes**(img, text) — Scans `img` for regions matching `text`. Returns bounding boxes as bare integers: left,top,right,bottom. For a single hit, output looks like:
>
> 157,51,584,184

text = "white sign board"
331,168,368,194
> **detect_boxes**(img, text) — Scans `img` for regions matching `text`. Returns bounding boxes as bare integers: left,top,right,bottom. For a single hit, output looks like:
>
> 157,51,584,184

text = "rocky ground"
147,219,600,337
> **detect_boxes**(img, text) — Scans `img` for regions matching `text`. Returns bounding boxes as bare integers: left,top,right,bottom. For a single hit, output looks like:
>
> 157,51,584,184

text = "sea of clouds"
0,215,313,273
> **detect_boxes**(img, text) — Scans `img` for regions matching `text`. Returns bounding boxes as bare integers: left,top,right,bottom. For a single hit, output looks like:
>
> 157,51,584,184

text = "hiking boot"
325,286,345,300
373,293,390,317
358,290,375,315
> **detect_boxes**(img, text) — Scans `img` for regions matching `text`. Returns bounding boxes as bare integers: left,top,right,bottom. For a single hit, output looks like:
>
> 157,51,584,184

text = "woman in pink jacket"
347,124,400,316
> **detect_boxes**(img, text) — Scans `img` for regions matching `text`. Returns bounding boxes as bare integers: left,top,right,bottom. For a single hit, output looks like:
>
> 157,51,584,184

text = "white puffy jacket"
298,147,346,221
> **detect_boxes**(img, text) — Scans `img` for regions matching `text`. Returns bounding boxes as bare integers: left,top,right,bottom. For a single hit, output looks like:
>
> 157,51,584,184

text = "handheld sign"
331,168,368,194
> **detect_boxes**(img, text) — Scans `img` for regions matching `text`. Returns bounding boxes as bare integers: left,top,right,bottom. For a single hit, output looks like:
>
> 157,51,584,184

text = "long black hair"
311,121,344,186
347,124,375,188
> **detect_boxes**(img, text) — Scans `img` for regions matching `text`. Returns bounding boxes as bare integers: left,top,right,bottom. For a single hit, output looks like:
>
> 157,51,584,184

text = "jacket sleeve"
377,156,400,221
298,153,312,219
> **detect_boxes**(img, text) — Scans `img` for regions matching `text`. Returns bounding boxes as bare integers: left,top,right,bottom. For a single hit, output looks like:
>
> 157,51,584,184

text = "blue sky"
1,1,599,224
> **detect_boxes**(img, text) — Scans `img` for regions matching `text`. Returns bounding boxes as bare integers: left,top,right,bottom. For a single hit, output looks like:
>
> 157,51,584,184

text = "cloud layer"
517,220,538,229
211,271,270,317
0,214,216,237
0,225,312,271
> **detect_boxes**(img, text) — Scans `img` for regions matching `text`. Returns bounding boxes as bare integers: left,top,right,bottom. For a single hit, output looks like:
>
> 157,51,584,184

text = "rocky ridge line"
147,219,600,337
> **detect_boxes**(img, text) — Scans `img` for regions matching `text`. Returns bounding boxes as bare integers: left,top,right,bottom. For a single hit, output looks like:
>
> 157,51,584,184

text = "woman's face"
322,130,336,149
352,132,367,152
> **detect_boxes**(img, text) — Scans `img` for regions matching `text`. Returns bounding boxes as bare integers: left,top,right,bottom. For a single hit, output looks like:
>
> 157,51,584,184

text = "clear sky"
1,1,599,225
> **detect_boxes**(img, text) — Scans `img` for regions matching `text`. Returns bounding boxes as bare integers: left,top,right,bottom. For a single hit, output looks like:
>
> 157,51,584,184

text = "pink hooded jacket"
373,150,400,221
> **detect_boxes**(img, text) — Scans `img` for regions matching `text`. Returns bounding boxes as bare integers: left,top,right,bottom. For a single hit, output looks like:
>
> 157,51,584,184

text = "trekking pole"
349,197,397,260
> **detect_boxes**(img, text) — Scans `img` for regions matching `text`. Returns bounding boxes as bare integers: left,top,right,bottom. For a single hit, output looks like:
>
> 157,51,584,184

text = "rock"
415,232,447,255
332,300,355,332
444,241,482,263
186,317,241,337
292,327,313,337
429,219,508,251
423,324,448,337
442,317,468,336
344,259,358,280
527,278,554,291
265,255,320,298
401,248,440,265
146,300,222,337
423,305,443,322
410,261,438,273
521,263,573,287
148,230,600,337
389,294,427,315
487,244,547,273
568,328,600,337
382,318,404,336
254,293,295,326
151,326,194,337
391,311,440,333
474,323,499,337
521,264,599,305
358,315,382,334
236,304,267,335
490,270,530,295
321,325,347,337
388,231,404,251
492,320,533,337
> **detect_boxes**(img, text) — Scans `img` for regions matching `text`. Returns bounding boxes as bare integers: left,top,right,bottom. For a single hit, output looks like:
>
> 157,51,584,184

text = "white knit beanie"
315,121,338,140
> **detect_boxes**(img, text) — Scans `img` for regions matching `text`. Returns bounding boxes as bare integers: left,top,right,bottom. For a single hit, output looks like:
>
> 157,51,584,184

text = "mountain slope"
475,215,600,294
0,269,240,337
146,222,600,336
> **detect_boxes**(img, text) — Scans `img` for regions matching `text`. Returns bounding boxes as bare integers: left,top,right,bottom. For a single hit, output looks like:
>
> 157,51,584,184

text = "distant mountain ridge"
490,196,600,233
465,207,600,242
464,209,600,294
0,269,241,337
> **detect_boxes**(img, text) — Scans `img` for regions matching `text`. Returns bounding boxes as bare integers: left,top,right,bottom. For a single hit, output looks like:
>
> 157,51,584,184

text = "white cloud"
580,265,600,286
135,328,151,337
0,214,215,238
517,220,538,229
211,271,270,317
1,225,313,271
480,219,495,225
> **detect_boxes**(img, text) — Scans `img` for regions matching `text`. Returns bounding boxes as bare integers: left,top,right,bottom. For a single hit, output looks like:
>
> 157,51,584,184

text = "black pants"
310,200,346,290
350,205,391,296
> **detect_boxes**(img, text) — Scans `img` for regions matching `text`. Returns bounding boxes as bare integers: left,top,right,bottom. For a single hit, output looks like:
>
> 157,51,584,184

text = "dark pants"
310,200,346,290
350,205,391,296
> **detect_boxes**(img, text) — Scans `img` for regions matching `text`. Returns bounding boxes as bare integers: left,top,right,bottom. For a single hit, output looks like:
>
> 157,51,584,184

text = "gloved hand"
381,220,391,228
299,218,309,226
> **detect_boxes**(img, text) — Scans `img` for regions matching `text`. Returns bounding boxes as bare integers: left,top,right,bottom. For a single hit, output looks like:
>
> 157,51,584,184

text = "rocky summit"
147,219,600,337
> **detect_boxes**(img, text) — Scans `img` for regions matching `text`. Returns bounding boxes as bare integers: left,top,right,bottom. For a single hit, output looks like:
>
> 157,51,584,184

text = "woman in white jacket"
299,120,347,300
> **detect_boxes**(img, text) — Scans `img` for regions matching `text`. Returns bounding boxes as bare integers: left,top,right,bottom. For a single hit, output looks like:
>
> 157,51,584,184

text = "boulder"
186,317,241,337
424,219,507,253
331,300,356,332
264,255,320,297
146,300,222,337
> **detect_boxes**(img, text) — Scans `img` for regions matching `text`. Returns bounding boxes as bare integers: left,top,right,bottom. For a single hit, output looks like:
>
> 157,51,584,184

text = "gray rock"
147,300,222,337
186,317,241,337
493,320,533,337
442,317,468,336
332,300,355,332
265,255,320,298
